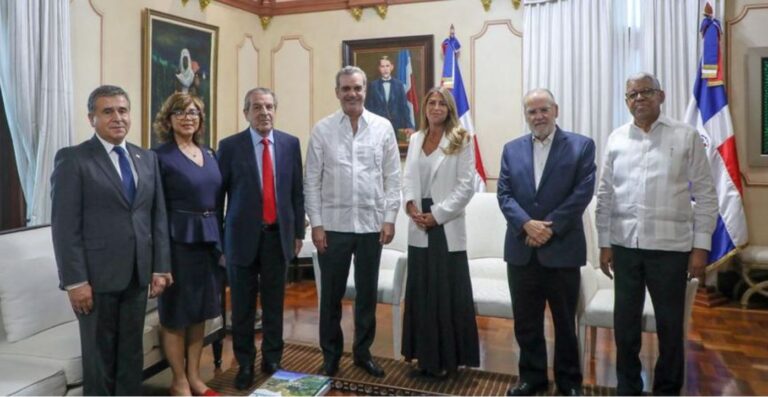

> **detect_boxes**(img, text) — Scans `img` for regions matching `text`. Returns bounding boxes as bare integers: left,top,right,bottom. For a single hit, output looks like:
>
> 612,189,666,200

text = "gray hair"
626,72,661,90
335,66,367,88
88,85,130,113
243,87,278,111
523,88,557,108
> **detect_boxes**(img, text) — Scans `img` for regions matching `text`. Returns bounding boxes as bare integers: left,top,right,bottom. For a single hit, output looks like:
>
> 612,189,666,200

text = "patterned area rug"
208,343,617,396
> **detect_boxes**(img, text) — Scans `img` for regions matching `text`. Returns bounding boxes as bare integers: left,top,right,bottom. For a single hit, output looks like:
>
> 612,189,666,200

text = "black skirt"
401,198,480,374
158,242,221,329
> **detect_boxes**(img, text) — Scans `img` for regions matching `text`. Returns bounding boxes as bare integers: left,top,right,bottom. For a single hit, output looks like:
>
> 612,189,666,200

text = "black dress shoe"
321,360,339,377
261,361,281,374
353,358,385,377
506,381,549,396
234,365,254,390
557,386,582,396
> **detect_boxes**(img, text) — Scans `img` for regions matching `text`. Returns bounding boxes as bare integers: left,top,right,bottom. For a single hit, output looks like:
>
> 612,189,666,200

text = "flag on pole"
684,4,748,268
397,49,419,130
441,29,487,192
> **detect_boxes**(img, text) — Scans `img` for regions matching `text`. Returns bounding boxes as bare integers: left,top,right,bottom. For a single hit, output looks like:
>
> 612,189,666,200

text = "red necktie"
261,138,277,224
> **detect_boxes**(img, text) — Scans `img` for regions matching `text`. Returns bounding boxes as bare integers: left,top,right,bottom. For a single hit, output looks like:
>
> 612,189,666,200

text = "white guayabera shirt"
596,115,718,252
304,109,401,233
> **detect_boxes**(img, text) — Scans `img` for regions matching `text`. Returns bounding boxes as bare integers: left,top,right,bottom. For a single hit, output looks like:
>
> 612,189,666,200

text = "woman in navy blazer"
152,93,222,396
400,86,479,378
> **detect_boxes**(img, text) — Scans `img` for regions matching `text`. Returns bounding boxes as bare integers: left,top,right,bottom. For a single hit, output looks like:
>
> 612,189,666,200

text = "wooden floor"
145,280,768,395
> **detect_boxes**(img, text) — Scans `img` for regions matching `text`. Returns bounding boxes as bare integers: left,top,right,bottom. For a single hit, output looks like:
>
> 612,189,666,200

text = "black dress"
401,198,480,375
154,141,222,329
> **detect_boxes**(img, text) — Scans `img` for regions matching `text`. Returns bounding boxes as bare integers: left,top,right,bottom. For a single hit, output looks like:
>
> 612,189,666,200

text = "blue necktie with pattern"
113,146,136,204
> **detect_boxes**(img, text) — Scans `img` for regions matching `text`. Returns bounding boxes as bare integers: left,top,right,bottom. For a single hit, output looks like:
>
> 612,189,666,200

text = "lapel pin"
135,153,141,158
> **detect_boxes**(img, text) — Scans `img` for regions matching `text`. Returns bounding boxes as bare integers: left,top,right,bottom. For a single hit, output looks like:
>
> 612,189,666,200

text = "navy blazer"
497,128,596,268
217,128,305,265
364,77,414,131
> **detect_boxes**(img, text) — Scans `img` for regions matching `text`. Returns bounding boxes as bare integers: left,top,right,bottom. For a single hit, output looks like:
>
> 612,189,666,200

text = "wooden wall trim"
236,34,260,130
725,4,768,187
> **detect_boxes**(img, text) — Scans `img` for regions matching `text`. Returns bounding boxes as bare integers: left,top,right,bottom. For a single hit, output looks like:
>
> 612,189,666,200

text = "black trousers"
77,272,147,396
228,229,287,368
508,254,582,390
318,232,382,365
613,245,688,396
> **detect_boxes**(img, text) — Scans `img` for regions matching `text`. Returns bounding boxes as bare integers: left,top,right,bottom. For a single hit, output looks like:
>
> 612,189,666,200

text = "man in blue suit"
497,89,596,396
218,87,305,390
364,56,415,136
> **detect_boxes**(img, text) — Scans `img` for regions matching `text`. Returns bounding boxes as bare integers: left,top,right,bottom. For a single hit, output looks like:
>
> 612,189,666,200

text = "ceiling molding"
216,0,440,17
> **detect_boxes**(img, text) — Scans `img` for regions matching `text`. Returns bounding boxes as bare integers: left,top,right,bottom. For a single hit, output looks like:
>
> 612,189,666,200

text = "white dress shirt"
382,78,391,101
95,133,138,185
418,149,440,198
595,114,718,252
249,127,277,197
304,109,401,233
532,130,555,190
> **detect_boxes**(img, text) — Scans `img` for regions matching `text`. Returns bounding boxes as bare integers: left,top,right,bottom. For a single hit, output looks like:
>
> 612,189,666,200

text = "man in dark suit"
218,87,305,390
50,85,172,395
364,56,415,136
497,89,596,396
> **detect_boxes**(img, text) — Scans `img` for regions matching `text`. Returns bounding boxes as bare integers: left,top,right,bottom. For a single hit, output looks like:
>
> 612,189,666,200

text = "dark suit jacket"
497,128,596,268
218,128,305,265
51,135,171,293
365,77,414,130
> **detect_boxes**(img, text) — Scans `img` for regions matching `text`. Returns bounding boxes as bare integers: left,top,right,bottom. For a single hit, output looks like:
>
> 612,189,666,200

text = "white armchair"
311,213,409,359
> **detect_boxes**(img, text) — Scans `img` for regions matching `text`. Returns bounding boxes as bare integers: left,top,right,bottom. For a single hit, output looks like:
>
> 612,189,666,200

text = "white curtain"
523,0,617,169
523,0,723,166
0,0,74,225
638,0,724,121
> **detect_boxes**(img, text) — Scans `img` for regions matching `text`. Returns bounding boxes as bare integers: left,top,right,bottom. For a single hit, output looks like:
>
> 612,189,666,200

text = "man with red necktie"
218,87,305,390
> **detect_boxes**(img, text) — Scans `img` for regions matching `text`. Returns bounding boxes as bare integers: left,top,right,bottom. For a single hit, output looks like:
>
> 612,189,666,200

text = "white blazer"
402,130,475,252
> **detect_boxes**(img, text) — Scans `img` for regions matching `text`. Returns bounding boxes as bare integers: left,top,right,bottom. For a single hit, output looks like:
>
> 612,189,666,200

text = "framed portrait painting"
342,35,434,156
142,9,218,148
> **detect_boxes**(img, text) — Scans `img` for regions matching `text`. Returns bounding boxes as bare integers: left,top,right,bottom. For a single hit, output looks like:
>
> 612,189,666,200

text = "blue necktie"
113,146,136,204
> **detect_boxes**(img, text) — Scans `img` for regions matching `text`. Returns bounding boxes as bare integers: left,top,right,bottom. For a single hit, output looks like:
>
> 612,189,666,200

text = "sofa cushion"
0,314,167,386
465,193,506,260
0,255,76,342
469,258,513,319
0,320,82,385
583,289,654,328
0,359,67,396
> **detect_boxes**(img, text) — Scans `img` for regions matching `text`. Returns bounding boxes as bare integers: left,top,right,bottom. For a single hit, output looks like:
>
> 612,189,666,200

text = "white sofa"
0,225,225,395
465,192,514,319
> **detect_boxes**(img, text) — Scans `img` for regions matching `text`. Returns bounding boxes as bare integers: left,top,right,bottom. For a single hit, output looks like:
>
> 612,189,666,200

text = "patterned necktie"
261,138,276,224
113,146,136,204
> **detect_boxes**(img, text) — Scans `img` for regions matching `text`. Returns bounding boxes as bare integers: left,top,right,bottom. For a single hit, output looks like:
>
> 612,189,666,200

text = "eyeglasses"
171,109,201,118
625,89,659,101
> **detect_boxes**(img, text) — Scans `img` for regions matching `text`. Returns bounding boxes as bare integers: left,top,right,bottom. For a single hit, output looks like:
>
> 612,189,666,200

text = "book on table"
251,370,331,396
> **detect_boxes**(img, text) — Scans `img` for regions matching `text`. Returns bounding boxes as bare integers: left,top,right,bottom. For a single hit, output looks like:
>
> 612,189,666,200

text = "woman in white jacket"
401,86,479,378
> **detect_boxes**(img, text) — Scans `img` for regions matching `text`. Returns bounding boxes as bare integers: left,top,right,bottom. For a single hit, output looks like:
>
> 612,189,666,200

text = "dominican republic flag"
440,34,487,192
397,49,419,130
684,10,748,267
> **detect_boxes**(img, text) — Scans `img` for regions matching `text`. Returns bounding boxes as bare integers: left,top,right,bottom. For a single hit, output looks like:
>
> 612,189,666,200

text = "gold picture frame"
142,9,219,148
